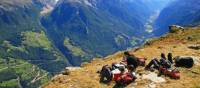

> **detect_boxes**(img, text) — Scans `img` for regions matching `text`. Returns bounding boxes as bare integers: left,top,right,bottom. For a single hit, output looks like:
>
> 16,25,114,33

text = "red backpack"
114,72,137,84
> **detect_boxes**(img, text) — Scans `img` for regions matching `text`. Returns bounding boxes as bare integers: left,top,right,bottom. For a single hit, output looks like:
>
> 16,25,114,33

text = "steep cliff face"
154,0,200,36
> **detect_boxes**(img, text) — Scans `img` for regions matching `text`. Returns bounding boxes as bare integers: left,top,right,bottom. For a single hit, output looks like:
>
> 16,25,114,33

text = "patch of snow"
40,0,60,15
66,0,95,7
67,0,81,4
83,0,93,7
65,67,82,71
55,0,59,3
40,5,54,15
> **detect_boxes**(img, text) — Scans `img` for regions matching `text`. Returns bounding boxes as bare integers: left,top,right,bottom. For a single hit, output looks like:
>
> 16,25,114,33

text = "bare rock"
61,69,70,75
61,67,82,75
188,45,200,50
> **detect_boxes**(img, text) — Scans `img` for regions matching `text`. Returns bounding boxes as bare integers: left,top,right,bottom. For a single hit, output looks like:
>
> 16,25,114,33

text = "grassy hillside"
0,58,51,88
0,30,70,87
0,1,70,87
43,26,200,88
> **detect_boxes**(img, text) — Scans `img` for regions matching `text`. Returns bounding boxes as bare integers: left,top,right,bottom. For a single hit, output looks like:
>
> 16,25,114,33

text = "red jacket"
113,72,136,83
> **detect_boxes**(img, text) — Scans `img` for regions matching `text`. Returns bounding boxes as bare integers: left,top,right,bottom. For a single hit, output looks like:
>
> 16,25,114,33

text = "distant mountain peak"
57,0,97,7
38,0,59,15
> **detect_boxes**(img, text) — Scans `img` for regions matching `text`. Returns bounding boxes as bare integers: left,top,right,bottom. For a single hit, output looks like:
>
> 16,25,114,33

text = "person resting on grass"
100,64,137,86
121,51,140,69
145,53,172,70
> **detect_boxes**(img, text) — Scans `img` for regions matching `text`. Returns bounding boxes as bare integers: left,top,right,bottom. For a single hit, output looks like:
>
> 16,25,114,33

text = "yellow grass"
43,27,200,88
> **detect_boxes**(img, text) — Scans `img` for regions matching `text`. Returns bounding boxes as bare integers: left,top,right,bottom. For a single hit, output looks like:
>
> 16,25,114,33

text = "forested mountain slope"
154,0,200,36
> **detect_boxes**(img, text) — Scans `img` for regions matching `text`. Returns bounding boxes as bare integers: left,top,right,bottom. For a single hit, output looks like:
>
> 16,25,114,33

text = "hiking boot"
158,71,163,77
145,67,150,70
157,73,162,77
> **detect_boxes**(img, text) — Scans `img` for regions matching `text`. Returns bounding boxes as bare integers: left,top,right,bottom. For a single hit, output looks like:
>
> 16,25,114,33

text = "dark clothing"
145,59,160,70
168,57,173,64
160,58,166,66
160,57,172,68
168,54,173,64
100,65,112,83
126,56,139,68
146,58,172,70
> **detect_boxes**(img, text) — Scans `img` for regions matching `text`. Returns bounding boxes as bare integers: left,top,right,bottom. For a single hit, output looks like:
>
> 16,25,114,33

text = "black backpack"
175,56,194,68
